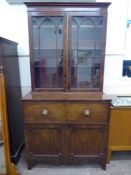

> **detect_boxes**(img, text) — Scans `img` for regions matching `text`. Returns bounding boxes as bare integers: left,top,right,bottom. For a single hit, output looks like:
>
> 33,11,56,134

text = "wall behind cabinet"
102,0,131,94
0,0,31,96
0,0,131,95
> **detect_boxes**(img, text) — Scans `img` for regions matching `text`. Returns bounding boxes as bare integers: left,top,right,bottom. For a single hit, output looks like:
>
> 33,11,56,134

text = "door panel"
31,13,66,89
66,124,107,164
68,12,104,91
24,124,64,164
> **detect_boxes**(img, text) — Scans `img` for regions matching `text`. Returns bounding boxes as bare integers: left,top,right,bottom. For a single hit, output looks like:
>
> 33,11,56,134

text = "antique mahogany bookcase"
22,1,111,170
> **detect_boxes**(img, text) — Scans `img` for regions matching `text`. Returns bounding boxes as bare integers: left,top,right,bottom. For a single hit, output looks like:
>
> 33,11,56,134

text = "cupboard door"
31,14,65,89
69,12,105,91
24,124,64,168
66,124,108,167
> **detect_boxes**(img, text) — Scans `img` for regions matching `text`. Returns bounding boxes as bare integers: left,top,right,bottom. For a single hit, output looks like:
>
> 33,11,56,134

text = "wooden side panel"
0,67,19,175
108,107,131,148
107,107,131,162
0,38,23,163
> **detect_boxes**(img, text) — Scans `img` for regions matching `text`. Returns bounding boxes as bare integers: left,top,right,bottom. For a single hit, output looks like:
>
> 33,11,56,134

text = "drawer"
23,103,66,123
66,103,109,123
23,102,110,123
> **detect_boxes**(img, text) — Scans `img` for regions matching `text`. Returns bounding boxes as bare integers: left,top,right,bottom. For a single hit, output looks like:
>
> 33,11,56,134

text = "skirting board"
11,141,24,164
107,146,131,163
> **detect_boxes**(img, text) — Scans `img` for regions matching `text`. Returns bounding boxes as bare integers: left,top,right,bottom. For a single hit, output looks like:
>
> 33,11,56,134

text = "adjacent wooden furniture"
107,106,131,162
0,65,19,175
23,2,111,170
0,37,24,163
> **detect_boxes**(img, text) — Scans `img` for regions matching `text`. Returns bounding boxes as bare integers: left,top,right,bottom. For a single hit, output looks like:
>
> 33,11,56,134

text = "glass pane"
32,16,64,88
71,16,103,89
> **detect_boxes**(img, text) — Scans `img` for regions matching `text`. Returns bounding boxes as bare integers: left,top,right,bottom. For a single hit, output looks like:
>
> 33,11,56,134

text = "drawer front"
23,102,110,123
66,103,109,123
23,103,66,123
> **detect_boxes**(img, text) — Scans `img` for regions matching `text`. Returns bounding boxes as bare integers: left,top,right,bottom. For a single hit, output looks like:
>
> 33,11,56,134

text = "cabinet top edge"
0,37,18,45
22,92,112,102
24,2,111,8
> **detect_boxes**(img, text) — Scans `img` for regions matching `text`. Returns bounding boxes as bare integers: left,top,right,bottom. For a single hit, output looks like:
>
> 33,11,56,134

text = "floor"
0,144,6,174
17,152,131,175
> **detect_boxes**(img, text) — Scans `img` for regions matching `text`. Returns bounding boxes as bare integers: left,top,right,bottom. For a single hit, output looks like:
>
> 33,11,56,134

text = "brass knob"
41,109,48,116
84,109,90,116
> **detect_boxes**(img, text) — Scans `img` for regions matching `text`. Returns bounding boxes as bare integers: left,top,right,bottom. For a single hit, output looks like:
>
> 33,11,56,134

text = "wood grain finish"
26,2,110,92
66,103,109,123
24,103,66,123
0,65,19,175
22,93,111,170
23,102,109,123
22,91,111,101
23,1,111,170
24,2,111,8
107,107,131,162
0,37,23,163
66,124,108,168
24,123,64,168
0,119,2,142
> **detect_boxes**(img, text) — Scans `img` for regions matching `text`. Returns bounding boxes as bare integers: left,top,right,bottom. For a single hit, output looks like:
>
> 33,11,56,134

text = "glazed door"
24,124,64,168
66,124,108,165
68,12,105,91
30,12,66,90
